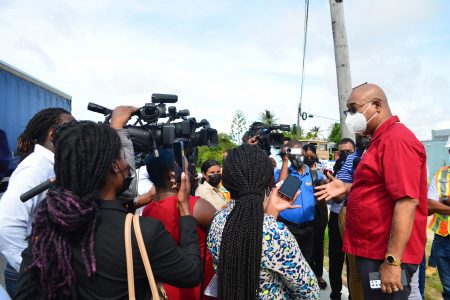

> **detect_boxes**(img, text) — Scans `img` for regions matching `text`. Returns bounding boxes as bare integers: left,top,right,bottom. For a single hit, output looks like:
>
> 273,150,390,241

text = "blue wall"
0,69,71,168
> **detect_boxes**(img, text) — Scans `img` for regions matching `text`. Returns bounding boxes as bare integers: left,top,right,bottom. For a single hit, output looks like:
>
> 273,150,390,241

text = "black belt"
278,217,313,229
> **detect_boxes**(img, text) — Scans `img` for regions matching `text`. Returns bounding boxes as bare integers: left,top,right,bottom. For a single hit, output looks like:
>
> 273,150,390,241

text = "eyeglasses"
343,100,374,116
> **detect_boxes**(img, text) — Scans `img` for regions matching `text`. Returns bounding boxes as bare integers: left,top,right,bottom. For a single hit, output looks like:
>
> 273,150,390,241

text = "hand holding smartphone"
369,270,407,290
264,179,301,218
278,175,301,200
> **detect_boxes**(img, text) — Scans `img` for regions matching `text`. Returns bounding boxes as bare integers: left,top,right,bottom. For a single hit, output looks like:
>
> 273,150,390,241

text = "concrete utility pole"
329,0,354,140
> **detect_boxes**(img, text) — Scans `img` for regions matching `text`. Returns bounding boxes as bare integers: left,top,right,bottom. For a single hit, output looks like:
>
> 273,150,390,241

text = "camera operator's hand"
279,146,289,163
246,136,258,145
110,106,139,129
177,157,191,216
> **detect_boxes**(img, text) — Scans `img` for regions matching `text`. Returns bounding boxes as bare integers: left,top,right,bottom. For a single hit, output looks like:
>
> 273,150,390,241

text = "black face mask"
289,155,304,170
207,173,222,187
356,136,371,155
303,157,316,167
338,150,352,158
118,164,135,196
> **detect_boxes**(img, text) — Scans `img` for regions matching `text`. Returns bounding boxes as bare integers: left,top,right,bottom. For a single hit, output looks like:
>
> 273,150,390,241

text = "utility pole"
329,0,354,140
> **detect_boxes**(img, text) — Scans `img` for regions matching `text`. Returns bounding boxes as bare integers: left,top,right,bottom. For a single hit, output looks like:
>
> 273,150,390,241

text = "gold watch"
385,254,401,266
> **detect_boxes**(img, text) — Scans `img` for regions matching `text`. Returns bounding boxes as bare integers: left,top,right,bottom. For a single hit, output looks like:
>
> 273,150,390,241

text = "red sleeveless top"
142,195,215,300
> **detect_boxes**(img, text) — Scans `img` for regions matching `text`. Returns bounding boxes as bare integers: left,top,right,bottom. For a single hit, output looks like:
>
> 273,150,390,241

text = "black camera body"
88,93,218,155
246,122,290,155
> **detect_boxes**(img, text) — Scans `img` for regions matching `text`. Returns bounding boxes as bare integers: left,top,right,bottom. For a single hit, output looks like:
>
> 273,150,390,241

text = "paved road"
320,269,350,299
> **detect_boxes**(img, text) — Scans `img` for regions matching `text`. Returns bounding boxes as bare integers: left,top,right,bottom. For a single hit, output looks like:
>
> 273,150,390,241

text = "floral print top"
207,201,320,299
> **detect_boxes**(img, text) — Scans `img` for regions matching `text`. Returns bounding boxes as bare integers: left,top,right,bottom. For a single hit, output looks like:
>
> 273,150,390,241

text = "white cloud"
0,0,448,142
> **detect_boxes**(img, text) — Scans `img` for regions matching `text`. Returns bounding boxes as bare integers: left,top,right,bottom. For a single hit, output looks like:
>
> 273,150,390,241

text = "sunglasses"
343,100,374,116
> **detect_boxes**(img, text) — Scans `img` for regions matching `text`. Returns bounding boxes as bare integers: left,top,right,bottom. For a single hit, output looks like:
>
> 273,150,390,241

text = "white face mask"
345,102,377,134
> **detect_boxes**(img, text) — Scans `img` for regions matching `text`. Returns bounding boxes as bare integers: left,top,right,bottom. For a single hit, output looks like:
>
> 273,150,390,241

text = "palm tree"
287,124,305,140
309,126,321,139
259,110,277,126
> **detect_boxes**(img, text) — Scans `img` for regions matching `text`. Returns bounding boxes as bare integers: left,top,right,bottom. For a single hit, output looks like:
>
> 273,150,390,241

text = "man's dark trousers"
279,217,315,268
329,211,345,300
312,201,328,279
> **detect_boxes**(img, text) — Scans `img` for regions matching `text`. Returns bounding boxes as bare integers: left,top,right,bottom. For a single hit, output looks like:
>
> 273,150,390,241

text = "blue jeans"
433,235,450,300
4,263,18,298
418,254,425,299
429,234,438,268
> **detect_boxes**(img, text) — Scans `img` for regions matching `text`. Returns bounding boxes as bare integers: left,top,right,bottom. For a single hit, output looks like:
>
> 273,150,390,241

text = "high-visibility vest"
428,166,450,236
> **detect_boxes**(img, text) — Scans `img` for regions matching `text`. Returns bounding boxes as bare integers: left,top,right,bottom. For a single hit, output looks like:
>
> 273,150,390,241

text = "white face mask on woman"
345,102,377,134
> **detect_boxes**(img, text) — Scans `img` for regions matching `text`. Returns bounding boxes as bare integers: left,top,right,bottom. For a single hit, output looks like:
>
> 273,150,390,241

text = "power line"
297,0,310,139
307,113,339,122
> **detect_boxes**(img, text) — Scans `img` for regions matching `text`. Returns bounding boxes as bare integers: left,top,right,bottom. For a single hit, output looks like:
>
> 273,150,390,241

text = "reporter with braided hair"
15,119,202,299
207,144,319,299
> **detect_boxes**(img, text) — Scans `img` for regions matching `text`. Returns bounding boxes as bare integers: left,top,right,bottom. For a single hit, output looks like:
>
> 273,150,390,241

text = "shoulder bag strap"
132,214,161,300
125,213,136,300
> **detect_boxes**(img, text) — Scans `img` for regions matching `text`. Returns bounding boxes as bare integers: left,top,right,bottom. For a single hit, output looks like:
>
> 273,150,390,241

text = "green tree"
259,110,277,126
307,126,321,139
283,124,305,140
197,133,236,168
230,110,247,145
327,122,341,144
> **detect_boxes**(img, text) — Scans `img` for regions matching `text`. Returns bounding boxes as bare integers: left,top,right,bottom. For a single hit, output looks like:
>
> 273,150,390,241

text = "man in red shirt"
315,83,427,300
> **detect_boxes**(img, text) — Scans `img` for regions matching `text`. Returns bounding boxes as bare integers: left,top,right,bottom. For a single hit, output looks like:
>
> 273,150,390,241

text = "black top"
15,200,202,300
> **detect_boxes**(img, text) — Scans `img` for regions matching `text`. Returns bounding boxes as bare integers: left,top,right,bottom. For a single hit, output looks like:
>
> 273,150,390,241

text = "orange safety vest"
428,166,450,236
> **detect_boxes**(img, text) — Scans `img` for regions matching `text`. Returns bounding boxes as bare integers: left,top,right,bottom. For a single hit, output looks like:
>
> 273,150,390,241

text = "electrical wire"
308,114,339,122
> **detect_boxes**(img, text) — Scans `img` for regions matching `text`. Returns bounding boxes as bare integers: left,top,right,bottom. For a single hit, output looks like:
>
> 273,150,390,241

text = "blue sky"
1,0,449,140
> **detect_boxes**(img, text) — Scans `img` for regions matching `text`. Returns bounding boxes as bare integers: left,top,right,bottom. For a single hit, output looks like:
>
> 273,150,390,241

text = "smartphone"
369,270,407,290
278,175,301,200
173,141,185,171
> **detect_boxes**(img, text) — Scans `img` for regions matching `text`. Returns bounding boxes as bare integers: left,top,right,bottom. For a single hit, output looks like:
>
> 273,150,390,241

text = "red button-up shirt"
343,116,427,264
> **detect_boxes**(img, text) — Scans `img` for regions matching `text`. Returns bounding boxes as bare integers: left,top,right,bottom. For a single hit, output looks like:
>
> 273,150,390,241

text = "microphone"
20,178,55,202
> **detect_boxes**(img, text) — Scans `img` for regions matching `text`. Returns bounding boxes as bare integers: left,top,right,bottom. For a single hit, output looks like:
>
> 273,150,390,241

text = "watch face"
387,256,394,264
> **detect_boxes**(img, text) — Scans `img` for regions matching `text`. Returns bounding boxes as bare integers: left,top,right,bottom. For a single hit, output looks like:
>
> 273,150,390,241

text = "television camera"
246,122,291,155
88,93,218,158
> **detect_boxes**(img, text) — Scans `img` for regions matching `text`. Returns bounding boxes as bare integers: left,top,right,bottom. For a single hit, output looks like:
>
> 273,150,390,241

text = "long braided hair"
28,122,122,299
218,144,274,299
17,107,71,161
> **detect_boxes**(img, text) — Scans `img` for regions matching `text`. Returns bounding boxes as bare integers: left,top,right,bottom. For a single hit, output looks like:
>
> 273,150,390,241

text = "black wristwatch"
385,254,401,266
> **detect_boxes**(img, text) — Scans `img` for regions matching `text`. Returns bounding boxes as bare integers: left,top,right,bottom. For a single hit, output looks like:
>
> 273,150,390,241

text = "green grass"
424,235,444,300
